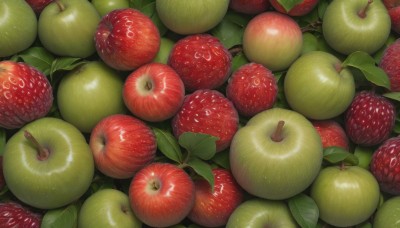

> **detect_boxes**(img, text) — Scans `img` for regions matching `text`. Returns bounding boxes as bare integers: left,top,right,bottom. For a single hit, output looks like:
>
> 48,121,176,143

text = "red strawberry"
0,201,42,228
345,91,396,146
0,61,53,129
25,0,53,14
370,136,400,195
168,34,232,92
379,38,400,92
172,89,239,153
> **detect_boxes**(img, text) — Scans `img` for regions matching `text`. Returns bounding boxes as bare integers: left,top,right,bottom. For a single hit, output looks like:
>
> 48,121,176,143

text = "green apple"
230,107,323,200
153,38,175,64
226,198,298,227
0,0,37,57
38,0,101,58
156,0,229,35
284,51,355,120
78,188,142,228
91,0,129,17
3,117,94,209
57,61,126,133
354,146,374,169
322,0,391,55
310,165,380,227
373,196,400,227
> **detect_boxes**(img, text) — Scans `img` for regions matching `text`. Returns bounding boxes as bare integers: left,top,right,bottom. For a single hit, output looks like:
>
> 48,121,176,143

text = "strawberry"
0,201,42,228
379,38,400,92
172,89,239,153
344,91,396,146
0,61,53,129
168,34,232,92
370,136,400,195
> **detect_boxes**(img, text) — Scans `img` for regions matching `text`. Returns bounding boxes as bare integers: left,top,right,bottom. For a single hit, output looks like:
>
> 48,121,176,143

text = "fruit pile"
1,0,400,227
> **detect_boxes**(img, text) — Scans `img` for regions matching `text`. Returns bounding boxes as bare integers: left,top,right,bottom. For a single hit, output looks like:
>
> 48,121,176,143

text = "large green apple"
310,165,380,227
230,107,323,200
38,0,101,58
57,61,126,133
2,117,94,209
323,0,391,55
373,196,400,227
284,51,355,120
226,198,298,227
156,0,229,35
0,0,37,57
78,188,142,228
91,0,129,17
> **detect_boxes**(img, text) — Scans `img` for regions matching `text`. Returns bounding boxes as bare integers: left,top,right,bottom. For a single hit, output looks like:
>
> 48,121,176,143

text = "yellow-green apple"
229,0,269,14
156,0,229,35
383,0,400,34
379,38,400,92
3,117,95,209
91,0,129,17
310,165,380,227
226,199,298,227
284,51,355,120
57,61,126,133
153,37,175,64
0,0,37,57
38,0,101,58
226,62,278,117
270,0,319,16
311,120,350,150
187,168,244,227
89,114,157,179
25,0,53,14
322,0,391,55
0,201,42,227
78,189,142,228
0,61,53,129
168,34,232,92
172,89,239,153
230,107,323,200
95,8,160,71
129,162,195,227
123,62,185,122
373,196,400,227
243,11,303,72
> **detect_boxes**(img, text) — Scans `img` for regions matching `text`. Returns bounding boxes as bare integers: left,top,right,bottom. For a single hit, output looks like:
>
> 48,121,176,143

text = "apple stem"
145,81,153,90
271,121,285,142
229,45,243,57
54,0,65,11
358,0,373,18
340,161,346,170
24,130,50,161
334,62,343,73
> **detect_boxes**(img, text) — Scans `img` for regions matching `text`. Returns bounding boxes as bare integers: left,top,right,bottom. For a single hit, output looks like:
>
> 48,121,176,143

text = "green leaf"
211,150,230,170
153,128,183,163
323,146,359,165
0,129,5,156
129,0,154,9
18,47,54,75
178,132,218,161
187,157,214,191
231,52,249,73
50,57,85,78
41,203,79,228
317,0,330,19
383,92,400,102
288,193,319,228
277,0,304,12
211,12,247,49
395,116,400,134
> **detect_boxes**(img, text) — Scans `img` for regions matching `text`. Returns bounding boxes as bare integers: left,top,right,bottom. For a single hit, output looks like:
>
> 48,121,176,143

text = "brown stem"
358,0,373,18
271,121,285,142
54,0,65,11
24,130,50,161
145,81,153,90
339,161,346,170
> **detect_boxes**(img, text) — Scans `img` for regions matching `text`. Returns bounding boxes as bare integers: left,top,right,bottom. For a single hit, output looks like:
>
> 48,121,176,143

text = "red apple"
172,89,239,153
229,0,270,14
129,162,195,227
311,119,350,150
383,0,400,34
168,34,232,92
187,168,244,227
226,62,278,117
123,62,185,122
25,0,53,14
0,61,53,129
270,0,320,16
95,8,160,71
89,114,157,179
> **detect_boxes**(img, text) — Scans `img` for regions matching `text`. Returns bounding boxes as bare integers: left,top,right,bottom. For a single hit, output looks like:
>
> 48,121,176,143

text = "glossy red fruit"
312,120,350,150
269,0,319,16
0,201,42,228
25,0,52,14
226,62,278,117
95,8,160,71
379,39,400,92
168,34,232,92
345,91,396,146
0,61,53,129
370,136,400,195
229,0,270,14
172,89,239,153
383,0,400,34
188,168,244,227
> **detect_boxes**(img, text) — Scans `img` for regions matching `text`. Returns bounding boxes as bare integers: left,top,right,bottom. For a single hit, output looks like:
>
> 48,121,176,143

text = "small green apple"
373,196,400,227
57,61,126,133
91,0,129,17
0,0,37,57
153,38,175,64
